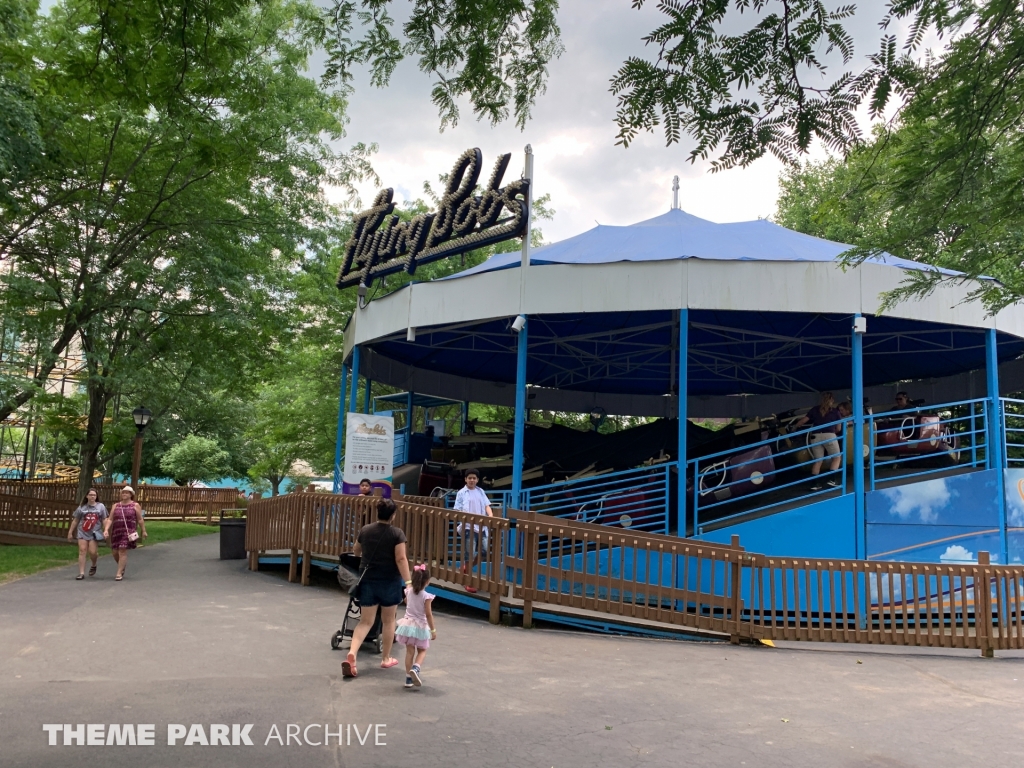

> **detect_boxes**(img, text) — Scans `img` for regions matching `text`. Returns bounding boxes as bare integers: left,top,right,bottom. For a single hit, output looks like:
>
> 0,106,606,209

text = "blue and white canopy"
450,209,962,278
344,209,1024,417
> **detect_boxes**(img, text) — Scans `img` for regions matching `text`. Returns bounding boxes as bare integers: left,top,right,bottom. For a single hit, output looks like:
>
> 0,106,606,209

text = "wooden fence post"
522,511,536,629
289,547,298,583
730,534,743,644
489,592,501,625
978,551,993,658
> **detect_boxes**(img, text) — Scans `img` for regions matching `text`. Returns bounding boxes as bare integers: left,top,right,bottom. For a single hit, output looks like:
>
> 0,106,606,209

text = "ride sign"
342,413,394,497
336,148,530,290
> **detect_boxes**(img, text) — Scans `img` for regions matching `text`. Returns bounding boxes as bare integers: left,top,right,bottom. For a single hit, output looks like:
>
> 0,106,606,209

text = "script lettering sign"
336,148,529,290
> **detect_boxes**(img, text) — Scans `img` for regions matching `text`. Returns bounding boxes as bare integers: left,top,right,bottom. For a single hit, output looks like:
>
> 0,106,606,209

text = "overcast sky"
334,0,901,245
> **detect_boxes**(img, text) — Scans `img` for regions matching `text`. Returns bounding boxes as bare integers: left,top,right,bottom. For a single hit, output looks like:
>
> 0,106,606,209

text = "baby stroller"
330,594,384,654
331,554,383,653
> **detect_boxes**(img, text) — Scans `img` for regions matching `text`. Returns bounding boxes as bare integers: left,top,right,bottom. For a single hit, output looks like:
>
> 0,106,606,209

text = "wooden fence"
244,496,1024,655
0,493,77,539
246,491,504,618
0,481,240,523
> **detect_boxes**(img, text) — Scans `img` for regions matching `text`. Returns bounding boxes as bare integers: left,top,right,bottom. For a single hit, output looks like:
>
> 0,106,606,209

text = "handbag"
120,505,140,543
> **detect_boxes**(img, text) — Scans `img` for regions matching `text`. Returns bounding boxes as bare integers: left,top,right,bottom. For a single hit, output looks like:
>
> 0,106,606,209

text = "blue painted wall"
866,469,1003,563
697,494,856,559
1004,468,1024,564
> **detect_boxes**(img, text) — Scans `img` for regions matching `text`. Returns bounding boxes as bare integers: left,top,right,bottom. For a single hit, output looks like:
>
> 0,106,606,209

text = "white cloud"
879,480,953,524
939,545,976,564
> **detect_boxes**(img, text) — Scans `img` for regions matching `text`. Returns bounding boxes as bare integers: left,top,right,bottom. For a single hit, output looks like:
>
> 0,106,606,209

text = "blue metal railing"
868,398,988,490
690,417,851,535
520,464,673,534
1002,398,1024,469
377,396,1006,543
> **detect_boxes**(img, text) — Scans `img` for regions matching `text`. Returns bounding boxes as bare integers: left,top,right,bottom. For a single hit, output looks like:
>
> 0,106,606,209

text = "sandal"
380,657,399,669
342,653,357,678
88,565,97,577
114,574,123,581
76,574,85,580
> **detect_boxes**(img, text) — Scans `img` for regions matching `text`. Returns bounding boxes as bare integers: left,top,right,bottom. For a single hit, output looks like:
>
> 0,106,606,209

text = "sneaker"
825,479,839,488
404,676,414,689
410,665,423,687
810,483,823,492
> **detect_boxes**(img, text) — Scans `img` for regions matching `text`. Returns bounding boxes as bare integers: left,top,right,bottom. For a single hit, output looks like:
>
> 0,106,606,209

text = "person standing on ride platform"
454,469,493,593
358,478,373,496
793,392,843,491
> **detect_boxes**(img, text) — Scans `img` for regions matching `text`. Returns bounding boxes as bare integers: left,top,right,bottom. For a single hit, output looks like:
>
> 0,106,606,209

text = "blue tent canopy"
449,209,964,279
352,208,1023,402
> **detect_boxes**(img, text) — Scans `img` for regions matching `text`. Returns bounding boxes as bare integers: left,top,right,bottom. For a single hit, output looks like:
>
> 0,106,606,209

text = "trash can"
219,511,247,560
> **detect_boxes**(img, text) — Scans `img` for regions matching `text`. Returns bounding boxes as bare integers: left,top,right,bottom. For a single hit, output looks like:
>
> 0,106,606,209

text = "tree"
244,380,307,496
159,435,230,486
318,0,564,130
775,118,1024,311
0,0,43,201
608,2,1016,166
0,0,373,502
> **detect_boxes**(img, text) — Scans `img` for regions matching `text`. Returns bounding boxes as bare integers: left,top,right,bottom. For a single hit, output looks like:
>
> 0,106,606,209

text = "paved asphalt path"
1,534,1023,768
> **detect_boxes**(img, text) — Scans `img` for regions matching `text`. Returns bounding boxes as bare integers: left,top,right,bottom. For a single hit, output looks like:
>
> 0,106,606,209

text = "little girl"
394,564,436,688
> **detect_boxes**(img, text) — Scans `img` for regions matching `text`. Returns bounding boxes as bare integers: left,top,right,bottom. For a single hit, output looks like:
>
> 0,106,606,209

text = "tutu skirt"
395,617,431,650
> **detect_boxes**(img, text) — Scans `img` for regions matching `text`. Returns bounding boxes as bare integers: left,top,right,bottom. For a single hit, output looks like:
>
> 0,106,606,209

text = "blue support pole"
461,401,469,435
677,309,688,537
406,391,414,464
512,317,529,510
364,379,373,414
852,314,866,559
986,328,1008,563
333,364,349,493
348,346,360,414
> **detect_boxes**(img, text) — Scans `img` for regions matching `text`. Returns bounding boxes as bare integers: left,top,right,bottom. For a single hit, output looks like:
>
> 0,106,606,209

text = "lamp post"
131,406,152,489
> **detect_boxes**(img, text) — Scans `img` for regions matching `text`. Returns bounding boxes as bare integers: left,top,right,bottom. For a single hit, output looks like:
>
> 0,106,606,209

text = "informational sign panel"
342,413,394,497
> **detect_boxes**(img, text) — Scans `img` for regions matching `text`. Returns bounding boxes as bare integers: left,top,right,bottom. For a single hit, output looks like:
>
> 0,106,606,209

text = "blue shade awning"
447,209,966,279
371,309,1024,397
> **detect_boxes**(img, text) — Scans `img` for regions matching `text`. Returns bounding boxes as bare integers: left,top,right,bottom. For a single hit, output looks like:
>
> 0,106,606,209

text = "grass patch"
0,521,217,584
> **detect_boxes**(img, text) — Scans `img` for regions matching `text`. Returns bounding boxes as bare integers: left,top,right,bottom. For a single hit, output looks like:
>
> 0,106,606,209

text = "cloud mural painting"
879,480,954,524
939,544,976,564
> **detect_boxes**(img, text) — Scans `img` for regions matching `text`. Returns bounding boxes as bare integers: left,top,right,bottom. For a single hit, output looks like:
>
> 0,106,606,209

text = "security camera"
511,315,527,332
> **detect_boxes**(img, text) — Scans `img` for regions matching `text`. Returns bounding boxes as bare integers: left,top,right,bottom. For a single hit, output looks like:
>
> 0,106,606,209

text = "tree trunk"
75,367,113,506
271,476,282,496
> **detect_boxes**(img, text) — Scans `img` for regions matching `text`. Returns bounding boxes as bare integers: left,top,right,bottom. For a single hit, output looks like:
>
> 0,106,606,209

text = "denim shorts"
357,577,404,607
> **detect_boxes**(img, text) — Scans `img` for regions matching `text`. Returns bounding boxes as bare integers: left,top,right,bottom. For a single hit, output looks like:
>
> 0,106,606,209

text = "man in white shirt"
453,469,493,593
